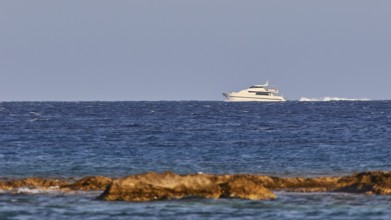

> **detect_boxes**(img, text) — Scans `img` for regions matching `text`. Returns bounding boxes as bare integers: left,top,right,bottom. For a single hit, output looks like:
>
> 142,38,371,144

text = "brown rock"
99,172,278,202
62,176,112,190
221,178,276,200
2,171,391,201
269,176,341,191
0,177,67,191
99,172,222,201
336,171,391,195
212,174,340,192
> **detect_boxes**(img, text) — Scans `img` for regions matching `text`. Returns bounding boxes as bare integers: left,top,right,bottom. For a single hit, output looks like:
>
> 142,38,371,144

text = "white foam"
299,97,370,102
16,187,44,194
15,187,60,194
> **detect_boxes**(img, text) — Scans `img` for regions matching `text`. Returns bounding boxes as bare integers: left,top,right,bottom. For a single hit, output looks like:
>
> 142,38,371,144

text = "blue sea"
1,101,391,219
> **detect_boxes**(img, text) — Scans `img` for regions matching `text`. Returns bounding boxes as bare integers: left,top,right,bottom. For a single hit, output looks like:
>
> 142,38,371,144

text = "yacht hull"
223,93,285,102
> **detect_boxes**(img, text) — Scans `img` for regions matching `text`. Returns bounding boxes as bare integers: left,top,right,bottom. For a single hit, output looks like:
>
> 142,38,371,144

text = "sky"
1,0,390,101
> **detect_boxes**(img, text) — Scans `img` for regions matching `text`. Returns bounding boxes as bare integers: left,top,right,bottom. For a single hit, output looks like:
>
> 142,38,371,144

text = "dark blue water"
1,101,391,219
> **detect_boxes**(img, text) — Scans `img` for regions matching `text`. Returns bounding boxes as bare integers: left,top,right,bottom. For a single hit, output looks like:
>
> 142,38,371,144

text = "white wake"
299,97,370,102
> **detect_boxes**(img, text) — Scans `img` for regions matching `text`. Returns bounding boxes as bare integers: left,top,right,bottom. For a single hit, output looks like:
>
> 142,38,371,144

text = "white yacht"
223,81,286,102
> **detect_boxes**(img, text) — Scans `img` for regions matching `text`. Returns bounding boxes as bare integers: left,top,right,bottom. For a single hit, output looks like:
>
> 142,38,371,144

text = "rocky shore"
1,171,391,202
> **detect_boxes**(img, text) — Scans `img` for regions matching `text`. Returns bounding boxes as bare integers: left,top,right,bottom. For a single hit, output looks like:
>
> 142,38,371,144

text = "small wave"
8,186,60,194
16,187,47,194
29,112,41,116
299,97,370,102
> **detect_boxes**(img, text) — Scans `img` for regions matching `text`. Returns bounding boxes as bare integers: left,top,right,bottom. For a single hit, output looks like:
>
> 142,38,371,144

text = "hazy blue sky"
1,1,390,101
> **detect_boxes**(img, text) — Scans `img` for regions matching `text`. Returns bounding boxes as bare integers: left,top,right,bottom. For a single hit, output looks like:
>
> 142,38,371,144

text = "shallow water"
1,101,391,219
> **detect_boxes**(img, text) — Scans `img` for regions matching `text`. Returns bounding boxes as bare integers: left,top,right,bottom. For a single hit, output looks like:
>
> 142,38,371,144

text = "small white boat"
223,81,285,102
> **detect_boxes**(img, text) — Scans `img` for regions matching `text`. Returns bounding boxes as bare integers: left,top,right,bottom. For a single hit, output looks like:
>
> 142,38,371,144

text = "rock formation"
0,177,67,191
1,171,391,201
335,171,391,195
98,171,276,201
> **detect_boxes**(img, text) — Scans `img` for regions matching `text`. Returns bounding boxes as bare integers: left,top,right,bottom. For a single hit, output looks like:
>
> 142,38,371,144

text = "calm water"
1,101,391,219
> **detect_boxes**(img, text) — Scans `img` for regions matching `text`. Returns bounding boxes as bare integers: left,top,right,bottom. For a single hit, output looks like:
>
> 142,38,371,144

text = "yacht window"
256,92,270,96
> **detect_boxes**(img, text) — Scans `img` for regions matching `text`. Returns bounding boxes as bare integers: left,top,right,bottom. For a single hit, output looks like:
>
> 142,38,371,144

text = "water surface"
1,101,390,219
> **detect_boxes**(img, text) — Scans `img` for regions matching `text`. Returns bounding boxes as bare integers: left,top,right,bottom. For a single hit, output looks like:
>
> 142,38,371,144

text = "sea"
0,101,391,219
